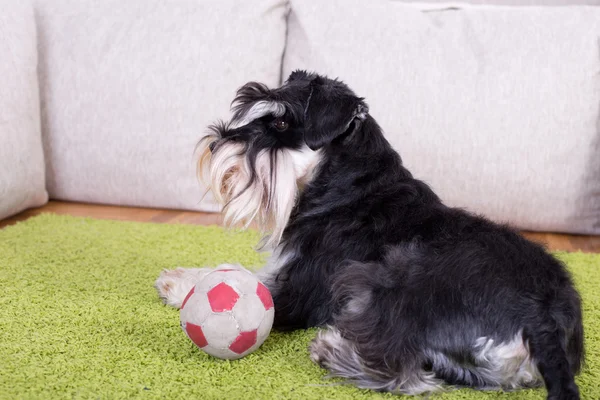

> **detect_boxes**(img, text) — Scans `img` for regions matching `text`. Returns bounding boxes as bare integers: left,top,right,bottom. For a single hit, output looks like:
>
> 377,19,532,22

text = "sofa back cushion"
283,0,600,234
0,0,48,221
398,0,600,5
35,0,288,213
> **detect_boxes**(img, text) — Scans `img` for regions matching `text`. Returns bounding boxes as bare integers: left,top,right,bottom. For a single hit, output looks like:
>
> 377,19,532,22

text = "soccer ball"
179,264,274,360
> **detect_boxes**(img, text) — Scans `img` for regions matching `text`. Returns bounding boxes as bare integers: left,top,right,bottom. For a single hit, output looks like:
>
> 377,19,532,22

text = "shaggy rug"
1,214,598,399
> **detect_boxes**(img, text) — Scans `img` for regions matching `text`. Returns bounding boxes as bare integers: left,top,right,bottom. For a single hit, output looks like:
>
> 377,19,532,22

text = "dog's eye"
273,119,289,132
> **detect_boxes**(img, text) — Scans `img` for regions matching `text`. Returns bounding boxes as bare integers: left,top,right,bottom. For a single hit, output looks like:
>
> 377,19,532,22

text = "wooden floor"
1,201,599,253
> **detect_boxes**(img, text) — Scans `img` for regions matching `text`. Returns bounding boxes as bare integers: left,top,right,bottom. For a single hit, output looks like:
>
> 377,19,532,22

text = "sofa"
1,0,599,235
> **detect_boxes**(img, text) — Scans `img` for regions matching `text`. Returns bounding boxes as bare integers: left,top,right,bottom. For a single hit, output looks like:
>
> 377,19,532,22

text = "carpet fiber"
1,214,599,399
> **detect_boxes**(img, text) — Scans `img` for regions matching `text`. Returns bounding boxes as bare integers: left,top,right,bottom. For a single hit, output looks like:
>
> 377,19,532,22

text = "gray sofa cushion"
284,0,600,234
397,1,600,5
0,0,48,221
35,0,288,213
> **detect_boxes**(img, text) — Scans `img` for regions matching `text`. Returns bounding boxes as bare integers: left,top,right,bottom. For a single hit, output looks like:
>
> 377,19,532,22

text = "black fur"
210,70,584,399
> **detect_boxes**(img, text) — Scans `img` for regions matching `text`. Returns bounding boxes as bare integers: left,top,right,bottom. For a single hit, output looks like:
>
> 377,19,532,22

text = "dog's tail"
526,321,582,399
561,286,585,378
329,259,393,319
329,243,418,320
524,265,584,399
569,310,585,375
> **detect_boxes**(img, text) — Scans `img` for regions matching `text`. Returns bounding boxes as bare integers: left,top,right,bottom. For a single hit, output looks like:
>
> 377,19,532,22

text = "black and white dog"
155,70,584,399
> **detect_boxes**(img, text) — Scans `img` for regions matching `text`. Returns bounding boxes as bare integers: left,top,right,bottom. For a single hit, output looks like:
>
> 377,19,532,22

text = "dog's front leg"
154,263,267,308
155,248,288,312
155,267,213,308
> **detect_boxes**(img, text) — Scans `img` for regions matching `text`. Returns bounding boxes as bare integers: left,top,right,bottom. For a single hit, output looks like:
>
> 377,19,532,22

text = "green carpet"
1,214,599,400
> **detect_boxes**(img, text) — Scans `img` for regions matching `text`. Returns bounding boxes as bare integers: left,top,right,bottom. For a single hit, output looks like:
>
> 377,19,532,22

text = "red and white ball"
179,264,274,360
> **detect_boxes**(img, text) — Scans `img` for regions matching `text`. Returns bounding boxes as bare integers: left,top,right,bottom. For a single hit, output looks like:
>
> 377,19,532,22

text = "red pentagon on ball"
207,282,240,312
256,282,274,310
185,322,208,348
229,329,258,354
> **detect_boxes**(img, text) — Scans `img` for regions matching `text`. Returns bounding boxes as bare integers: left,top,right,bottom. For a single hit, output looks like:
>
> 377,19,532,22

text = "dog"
155,70,584,399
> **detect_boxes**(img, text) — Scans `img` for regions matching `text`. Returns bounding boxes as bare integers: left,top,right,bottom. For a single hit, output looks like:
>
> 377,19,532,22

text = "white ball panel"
219,271,258,295
194,269,256,295
180,291,212,326
232,293,265,332
201,312,240,349
230,273,260,298
193,271,232,293
204,346,244,360
257,307,274,342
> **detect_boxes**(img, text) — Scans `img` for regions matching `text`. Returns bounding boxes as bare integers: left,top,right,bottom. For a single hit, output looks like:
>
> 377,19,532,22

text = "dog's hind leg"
309,325,443,395
309,256,444,395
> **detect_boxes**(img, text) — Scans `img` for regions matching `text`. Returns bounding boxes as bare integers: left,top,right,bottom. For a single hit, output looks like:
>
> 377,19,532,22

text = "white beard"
197,136,321,251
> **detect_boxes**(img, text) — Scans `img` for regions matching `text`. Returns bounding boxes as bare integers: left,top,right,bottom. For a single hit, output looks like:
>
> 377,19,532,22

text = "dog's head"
197,70,368,249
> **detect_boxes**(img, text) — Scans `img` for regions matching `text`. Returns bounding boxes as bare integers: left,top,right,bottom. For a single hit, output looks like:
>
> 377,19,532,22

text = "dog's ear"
304,78,368,150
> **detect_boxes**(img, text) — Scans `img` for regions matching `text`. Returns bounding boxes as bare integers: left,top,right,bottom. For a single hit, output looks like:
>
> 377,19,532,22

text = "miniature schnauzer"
155,70,584,399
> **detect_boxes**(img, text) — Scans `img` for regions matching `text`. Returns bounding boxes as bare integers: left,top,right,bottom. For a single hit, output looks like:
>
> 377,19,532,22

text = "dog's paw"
154,267,212,309
309,327,346,368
